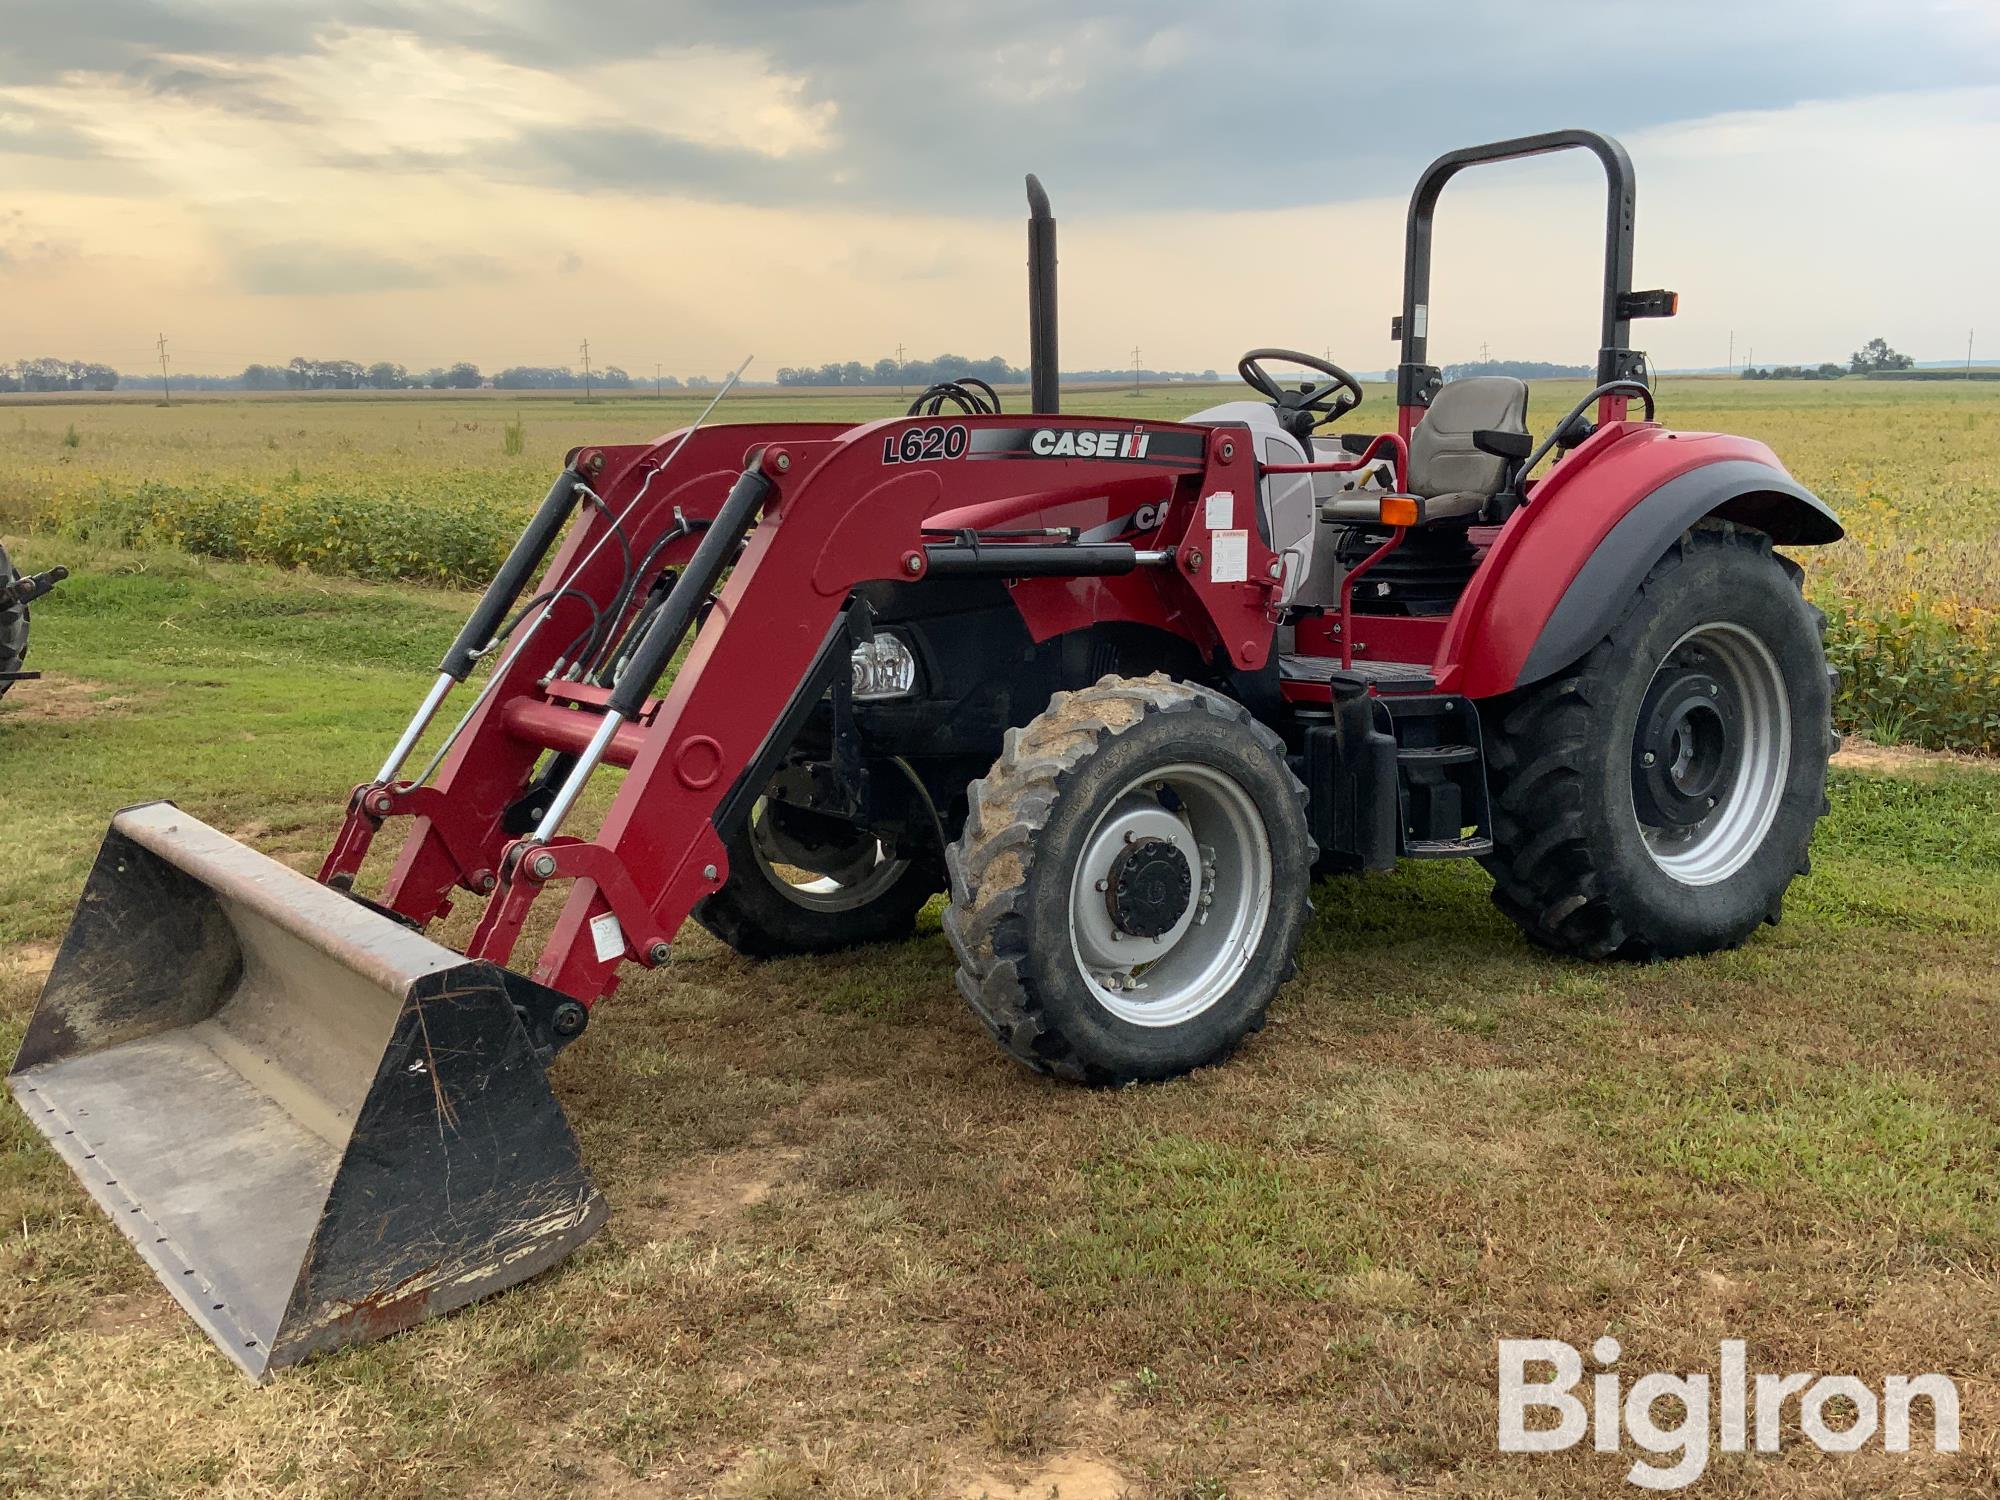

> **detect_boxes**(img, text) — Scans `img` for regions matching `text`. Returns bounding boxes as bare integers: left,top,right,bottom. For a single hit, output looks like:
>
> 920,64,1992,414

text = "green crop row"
36,478,1999,754
1822,594,2000,755
46,478,529,587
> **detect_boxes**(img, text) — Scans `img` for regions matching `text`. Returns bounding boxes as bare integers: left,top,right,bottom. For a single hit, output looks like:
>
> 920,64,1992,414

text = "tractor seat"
1320,376,1529,525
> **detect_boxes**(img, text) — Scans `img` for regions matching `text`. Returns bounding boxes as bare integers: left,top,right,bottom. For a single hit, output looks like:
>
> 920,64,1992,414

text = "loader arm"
320,422,848,923
447,414,1277,1007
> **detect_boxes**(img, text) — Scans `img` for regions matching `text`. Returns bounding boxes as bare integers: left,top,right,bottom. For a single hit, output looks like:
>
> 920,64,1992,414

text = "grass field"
1,381,1998,1496
5,376,1996,748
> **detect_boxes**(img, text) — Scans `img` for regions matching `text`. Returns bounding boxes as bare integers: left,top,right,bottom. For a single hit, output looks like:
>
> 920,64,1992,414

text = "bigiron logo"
1029,428,1152,459
1498,1337,1961,1490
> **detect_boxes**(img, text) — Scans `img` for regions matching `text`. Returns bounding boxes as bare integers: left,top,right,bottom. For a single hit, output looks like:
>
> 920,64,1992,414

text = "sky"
2,0,1997,379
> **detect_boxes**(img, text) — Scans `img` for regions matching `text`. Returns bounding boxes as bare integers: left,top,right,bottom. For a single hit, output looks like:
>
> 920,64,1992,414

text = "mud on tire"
1479,522,1835,959
944,673,1314,1084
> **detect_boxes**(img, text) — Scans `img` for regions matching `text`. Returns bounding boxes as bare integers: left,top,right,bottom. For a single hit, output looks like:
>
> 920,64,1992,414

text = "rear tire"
1479,522,1833,959
944,674,1314,1084
0,543,28,700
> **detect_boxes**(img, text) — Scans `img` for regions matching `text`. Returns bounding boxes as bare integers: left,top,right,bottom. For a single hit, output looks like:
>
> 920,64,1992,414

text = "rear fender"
1438,430,1841,698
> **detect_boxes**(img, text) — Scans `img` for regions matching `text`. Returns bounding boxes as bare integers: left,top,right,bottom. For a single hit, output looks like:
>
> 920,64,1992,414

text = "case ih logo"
1030,428,1151,459
959,426,1206,465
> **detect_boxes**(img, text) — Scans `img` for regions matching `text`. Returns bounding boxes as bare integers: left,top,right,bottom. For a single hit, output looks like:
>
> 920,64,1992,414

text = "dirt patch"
0,941,58,983
1834,740,1993,776
959,1453,1132,1500
76,1291,169,1337
0,674,133,723
621,1145,805,1241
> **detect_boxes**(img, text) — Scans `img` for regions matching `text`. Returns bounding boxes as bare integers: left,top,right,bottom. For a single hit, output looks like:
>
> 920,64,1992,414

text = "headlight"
849,632,918,701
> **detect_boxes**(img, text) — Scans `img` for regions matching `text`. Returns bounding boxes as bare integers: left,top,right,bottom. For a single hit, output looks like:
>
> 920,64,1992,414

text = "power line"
156,332,171,406
578,338,593,402
1131,344,1141,396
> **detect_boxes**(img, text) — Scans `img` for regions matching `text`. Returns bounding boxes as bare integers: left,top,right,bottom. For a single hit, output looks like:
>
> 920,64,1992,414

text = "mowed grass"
1,541,1998,1497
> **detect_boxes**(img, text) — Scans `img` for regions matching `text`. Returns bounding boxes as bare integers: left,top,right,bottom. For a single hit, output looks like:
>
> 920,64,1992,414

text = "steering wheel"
1238,348,1365,440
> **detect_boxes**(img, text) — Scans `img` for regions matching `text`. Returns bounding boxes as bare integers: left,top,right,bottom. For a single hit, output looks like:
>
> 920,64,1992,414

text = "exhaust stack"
1026,174,1059,415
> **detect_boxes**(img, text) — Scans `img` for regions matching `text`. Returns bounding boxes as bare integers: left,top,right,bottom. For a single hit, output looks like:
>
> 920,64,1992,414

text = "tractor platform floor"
1278,653,1437,692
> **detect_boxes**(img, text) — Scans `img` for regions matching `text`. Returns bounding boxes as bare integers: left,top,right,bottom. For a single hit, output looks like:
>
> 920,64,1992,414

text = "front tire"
694,791,939,959
1480,522,1834,959
944,674,1314,1083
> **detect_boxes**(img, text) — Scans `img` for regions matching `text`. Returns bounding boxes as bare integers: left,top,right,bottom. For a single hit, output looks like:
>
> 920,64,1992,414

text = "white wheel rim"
748,796,911,913
1632,621,1791,886
1067,763,1273,1027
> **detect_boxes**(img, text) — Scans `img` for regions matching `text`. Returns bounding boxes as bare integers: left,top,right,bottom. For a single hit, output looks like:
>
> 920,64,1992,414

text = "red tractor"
11,131,1840,1378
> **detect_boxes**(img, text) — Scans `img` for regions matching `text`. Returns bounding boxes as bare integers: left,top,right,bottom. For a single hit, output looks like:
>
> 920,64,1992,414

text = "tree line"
238,359,707,391
777,353,1026,388
1443,359,1591,381
1744,337,1915,381
775,352,1223,387
241,359,485,391
0,358,120,392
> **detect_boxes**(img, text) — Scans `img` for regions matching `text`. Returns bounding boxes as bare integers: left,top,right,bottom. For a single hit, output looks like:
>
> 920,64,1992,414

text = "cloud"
432,0,2000,212
4,0,1996,218
228,241,507,295
1,1,1994,372
0,99,103,158
0,207,77,266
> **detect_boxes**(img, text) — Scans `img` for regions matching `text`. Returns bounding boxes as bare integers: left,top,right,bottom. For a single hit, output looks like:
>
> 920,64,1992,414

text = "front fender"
1438,430,1841,698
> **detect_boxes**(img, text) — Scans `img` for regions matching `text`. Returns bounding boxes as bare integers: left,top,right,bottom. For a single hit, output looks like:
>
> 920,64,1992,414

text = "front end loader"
13,131,1844,1379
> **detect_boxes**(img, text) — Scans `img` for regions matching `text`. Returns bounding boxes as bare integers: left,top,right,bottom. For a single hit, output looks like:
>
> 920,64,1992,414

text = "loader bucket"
7,802,607,1381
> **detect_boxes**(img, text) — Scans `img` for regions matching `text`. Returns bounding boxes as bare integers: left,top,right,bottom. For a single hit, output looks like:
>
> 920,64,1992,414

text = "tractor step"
1379,697,1494,860
1397,742,1479,766
1405,834,1495,859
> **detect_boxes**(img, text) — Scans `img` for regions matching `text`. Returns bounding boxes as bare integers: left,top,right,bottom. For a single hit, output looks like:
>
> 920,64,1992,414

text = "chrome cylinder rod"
410,353,759,788
373,672,457,785
407,619,553,790
531,711,625,843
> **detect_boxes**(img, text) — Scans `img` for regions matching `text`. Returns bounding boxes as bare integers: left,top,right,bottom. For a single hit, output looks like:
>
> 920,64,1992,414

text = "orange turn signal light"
1378,495,1420,527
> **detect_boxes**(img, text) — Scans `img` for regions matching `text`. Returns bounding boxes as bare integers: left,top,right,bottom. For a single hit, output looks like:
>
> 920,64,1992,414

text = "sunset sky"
3,1,1996,379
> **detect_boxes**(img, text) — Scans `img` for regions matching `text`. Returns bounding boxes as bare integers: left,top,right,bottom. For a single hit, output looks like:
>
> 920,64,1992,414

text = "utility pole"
1728,330,1734,374
156,332,171,406
579,338,593,402
1969,328,1977,381
654,361,663,398
1480,340,1490,364
1131,344,1142,395
895,342,906,396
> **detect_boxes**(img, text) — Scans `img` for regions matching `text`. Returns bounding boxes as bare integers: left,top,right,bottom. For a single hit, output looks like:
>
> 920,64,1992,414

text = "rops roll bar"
1394,129,1675,422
